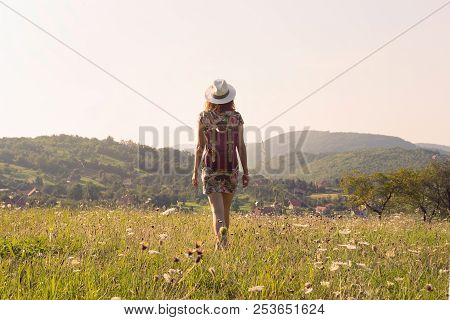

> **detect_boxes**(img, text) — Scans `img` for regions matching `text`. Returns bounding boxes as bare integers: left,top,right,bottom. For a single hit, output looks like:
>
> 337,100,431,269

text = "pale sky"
1,0,449,147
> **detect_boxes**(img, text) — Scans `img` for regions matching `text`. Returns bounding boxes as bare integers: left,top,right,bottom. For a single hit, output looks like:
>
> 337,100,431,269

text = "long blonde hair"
204,100,235,112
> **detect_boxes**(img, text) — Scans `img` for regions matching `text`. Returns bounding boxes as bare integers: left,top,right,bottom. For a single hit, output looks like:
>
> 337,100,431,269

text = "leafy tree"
427,159,450,217
394,160,449,221
34,176,44,188
391,168,430,221
68,184,83,201
341,172,396,219
85,182,100,201
231,198,241,212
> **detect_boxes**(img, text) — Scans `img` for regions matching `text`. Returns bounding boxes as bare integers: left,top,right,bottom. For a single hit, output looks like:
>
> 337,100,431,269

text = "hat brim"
205,84,236,104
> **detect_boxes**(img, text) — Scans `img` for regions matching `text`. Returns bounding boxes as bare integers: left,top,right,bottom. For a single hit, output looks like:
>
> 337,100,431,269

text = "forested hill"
246,130,417,168
0,135,195,205
0,135,444,205
416,143,450,154
280,148,438,182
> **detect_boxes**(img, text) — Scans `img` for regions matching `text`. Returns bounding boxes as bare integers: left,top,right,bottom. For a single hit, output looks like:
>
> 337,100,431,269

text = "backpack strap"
209,128,216,163
227,127,233,162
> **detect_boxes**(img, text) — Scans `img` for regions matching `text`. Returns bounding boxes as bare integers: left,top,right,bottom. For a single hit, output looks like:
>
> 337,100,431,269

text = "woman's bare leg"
222,192,234,228
207,192,225,242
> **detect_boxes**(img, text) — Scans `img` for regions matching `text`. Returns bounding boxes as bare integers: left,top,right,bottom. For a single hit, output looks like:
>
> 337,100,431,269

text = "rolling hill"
279,148,438,182
0,134,445,203
245,130,417,169
0,135,195,205
416,143,450,154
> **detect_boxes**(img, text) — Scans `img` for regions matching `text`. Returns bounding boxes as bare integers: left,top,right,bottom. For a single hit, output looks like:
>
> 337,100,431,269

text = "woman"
192,79,249,249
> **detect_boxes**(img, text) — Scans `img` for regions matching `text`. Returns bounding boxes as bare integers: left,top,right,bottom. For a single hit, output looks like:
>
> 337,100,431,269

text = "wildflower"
248,286,264,292
140,240,149,251
304,282,313,294
71,259,80,266
356,263,367,269
320,281,330,288
293,223,309,228
330,263,340,272
338,244,357,250
168,269,182,275
425,284,433,292
158,233,168,240
313,261,324,270
163,273,172,283
386,281,395,288
386,249,396,258
173,256,180,263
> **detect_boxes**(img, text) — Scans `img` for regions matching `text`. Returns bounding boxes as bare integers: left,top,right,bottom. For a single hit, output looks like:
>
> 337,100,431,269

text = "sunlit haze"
1,0,449,146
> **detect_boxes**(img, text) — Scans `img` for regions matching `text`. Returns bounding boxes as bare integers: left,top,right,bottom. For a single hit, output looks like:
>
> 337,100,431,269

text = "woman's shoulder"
231,110,244,125
198,110,214,125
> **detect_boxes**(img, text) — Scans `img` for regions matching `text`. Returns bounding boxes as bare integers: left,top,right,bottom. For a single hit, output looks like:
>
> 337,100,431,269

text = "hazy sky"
1,0,449,147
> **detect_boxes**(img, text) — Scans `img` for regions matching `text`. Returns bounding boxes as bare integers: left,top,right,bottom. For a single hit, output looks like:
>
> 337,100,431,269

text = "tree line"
341,159,449,221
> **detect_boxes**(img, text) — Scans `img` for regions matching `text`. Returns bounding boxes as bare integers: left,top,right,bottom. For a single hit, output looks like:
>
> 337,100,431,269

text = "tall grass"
0,208,448,299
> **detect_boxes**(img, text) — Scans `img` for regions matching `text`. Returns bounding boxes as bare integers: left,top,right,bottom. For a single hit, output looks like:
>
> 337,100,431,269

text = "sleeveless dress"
199,110,244,194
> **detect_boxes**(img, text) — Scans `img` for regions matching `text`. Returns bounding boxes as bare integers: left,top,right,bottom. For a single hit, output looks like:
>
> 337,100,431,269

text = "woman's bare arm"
237,124,249,187
192,119,205,186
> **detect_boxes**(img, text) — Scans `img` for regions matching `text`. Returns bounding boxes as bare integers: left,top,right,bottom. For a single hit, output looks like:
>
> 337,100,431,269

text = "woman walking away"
192,79,250,250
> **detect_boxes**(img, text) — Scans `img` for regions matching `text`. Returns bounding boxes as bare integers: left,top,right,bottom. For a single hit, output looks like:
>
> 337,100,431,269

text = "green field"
308,193,339,200
0,209,448,299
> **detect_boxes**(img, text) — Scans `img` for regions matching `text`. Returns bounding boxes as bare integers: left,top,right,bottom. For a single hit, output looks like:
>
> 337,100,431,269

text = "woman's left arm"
237,124,249,187
192,119,205,187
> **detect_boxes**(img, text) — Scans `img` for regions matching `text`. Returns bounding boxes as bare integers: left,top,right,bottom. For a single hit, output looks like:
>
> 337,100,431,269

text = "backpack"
200,110,243,172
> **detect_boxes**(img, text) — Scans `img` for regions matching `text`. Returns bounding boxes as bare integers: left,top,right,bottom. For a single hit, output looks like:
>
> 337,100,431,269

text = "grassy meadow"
0,208,448,300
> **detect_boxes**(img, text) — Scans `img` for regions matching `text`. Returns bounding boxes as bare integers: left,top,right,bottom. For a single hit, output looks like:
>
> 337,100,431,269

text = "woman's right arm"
237,124,250,187
192,119,205,187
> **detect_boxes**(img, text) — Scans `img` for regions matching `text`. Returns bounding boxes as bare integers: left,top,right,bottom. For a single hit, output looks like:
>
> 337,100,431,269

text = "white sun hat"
205,79,236,104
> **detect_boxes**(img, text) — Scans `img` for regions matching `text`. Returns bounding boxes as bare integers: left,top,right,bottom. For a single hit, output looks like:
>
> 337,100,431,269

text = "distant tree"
427,159,450,217
231,198,241,212
34,176,44,188
85,182,100,201
68,183,83,201
393,161,450,221
341,172,396,219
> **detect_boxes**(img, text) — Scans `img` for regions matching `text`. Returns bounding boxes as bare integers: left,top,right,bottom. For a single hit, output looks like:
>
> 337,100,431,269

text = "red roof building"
288,199,302,209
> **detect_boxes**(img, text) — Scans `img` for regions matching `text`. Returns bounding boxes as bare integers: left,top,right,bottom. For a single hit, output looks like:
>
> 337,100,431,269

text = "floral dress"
199,110,244,194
